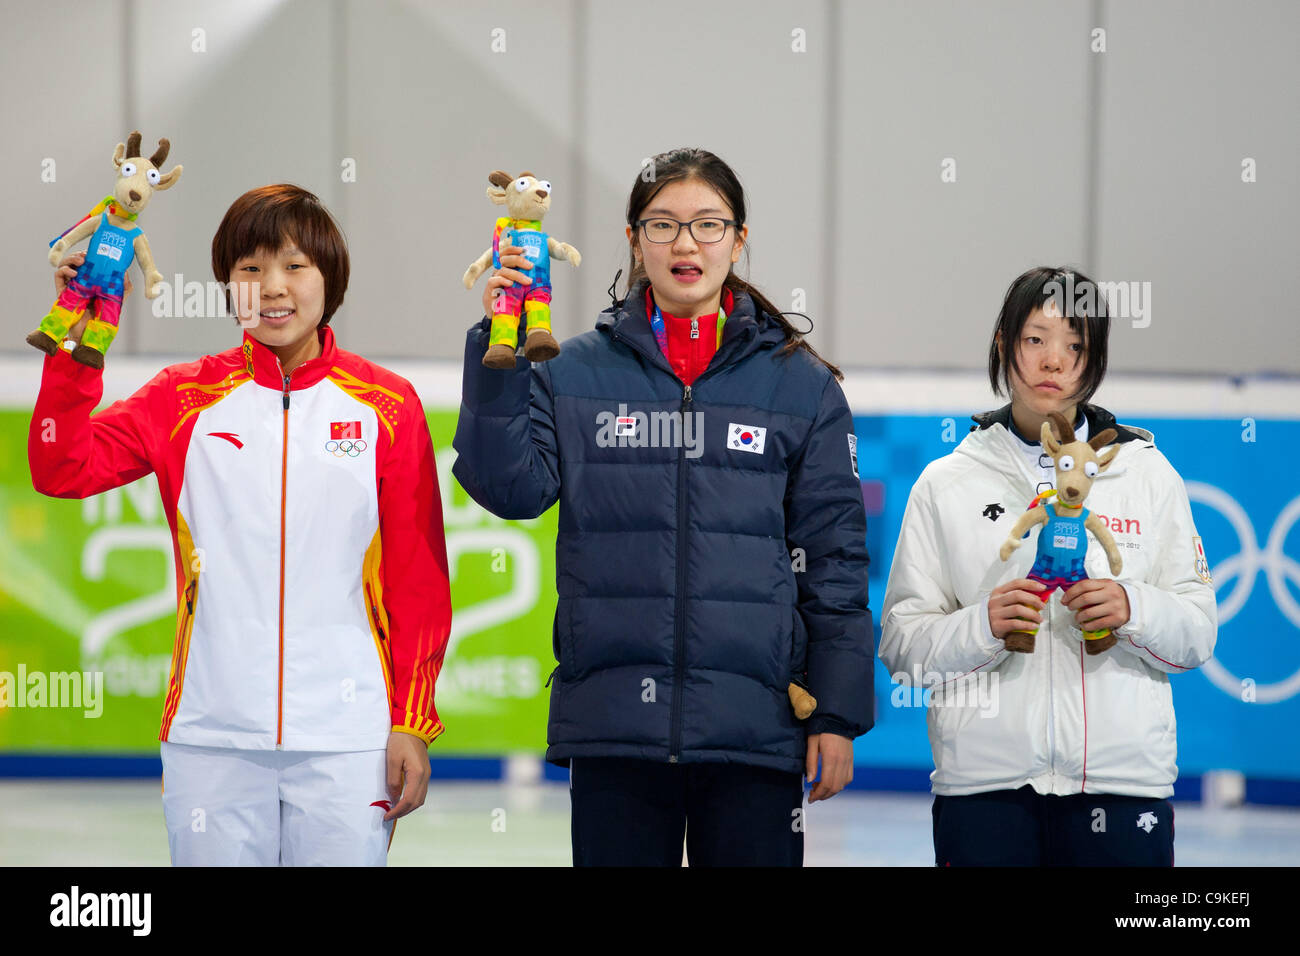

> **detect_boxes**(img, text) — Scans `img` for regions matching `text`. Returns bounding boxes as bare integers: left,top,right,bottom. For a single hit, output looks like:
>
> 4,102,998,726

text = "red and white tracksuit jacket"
29,325,451,751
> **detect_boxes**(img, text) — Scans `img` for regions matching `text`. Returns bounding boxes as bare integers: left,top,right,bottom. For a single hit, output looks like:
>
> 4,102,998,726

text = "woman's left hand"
383,730,431,821
806,732,854,803
1062,579,1131,633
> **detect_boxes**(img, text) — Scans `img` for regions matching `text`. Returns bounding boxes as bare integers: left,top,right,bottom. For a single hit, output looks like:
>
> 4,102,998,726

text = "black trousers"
569,757,805,866
932,784,1175,866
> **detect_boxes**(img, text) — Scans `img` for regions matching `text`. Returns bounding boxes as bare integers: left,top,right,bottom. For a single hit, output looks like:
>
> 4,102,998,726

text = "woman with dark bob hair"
880,266,1217,866
31,185,451,865
453,148,874,866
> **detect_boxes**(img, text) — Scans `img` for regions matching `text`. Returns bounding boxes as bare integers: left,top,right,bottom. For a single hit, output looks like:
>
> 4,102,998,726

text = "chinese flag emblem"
330,421,361,440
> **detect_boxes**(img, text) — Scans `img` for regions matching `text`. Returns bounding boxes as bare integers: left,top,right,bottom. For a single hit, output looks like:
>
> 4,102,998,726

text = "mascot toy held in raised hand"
27,130,181,369
998,411,1124,655
462,170,580,369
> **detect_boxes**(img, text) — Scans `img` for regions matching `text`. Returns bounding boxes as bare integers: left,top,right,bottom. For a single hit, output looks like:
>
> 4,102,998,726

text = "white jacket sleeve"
1112,452,1218,673
880,471,1010,684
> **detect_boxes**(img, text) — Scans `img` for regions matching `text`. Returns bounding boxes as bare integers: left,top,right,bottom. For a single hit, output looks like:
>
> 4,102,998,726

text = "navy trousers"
569,757,805,867
932,784,1175,866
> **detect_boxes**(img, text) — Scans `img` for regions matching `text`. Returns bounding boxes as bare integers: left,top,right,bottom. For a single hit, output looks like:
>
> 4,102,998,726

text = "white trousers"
161,742,394,866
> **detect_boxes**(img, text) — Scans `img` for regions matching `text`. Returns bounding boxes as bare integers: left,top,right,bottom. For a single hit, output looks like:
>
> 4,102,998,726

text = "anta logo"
1094,513,1141,534
370,799,392,812
207,432,243,449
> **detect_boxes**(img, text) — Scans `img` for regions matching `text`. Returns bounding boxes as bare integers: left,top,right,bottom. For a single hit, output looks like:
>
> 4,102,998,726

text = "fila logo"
615,416,636,437
728,422,766,455
207,432,243,449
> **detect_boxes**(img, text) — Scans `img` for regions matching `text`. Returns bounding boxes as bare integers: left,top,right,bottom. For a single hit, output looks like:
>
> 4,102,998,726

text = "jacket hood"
595,279,788,376
957,402,1154,487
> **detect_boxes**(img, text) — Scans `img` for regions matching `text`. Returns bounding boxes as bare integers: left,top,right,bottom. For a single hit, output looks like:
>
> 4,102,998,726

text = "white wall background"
3,0,1296,376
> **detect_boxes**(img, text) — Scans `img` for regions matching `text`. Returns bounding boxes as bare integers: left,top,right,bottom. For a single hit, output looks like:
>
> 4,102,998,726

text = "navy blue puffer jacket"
452,282,874,774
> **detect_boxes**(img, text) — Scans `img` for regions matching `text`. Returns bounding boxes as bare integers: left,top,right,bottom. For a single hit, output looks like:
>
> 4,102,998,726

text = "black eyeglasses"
635,217,739,244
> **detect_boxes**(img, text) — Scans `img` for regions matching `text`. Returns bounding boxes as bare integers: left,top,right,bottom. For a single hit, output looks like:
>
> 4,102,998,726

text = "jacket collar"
960,401,1153,491
596,280,784,378
970,402,1148,445
240,325,338,390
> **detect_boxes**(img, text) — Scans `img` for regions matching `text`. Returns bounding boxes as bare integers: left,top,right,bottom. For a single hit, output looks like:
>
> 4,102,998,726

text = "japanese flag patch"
847,433,859,478
1193,535,1213,585
728,422,766,454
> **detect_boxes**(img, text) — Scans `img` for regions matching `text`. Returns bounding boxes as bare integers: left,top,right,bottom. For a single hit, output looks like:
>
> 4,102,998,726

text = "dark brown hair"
623,147,842,381
211,184,350,326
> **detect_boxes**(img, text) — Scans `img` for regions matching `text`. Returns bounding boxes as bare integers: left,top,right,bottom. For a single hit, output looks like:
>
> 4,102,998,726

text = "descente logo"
49,886,151,936
595,403,704,459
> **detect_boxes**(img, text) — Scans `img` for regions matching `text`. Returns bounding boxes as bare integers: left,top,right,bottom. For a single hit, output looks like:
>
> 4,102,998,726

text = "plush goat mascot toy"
462,170,580,369
998,411,1123,655
27,130,181,369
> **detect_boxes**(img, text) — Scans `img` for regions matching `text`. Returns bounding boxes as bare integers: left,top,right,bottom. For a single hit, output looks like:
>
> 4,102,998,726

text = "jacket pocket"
789,605,808,675
364,581,387,645
556,596,576,680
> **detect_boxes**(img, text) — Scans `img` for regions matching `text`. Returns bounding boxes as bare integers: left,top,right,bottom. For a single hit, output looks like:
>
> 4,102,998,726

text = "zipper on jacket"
277,371,290,749
1046,597,1056,778
605,319,756,761
668,383,692,762
365,582,387,643
690,317,699,340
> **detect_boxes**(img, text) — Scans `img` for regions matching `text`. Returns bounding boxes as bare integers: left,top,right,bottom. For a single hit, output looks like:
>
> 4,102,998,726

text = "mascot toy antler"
27,130,181,368
998,411,1123,655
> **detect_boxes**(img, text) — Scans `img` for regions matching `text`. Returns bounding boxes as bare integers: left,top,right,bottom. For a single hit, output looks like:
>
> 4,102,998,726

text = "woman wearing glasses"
453,147,874,866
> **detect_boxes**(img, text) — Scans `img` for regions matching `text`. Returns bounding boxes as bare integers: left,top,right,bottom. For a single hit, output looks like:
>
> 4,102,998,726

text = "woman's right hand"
481,244,533,317
988,578,1046,639
54,250,86,297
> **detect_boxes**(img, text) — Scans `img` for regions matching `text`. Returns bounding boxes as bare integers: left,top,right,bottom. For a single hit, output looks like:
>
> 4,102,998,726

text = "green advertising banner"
0,408,558,754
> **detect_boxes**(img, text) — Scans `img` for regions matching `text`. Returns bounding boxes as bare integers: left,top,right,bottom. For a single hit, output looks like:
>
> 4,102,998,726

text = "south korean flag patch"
847,433,859,478
728,422,766,455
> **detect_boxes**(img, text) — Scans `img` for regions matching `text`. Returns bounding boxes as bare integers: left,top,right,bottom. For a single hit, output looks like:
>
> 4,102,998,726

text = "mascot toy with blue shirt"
998,411,1124,655
462,169,582,370
27,131,181,369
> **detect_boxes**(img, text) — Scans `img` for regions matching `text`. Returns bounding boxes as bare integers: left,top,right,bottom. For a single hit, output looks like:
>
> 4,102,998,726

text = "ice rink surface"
2,780,1297,866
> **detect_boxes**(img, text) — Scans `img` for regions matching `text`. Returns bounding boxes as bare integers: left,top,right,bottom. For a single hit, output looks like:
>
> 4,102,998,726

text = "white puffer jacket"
880,404,1218,798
